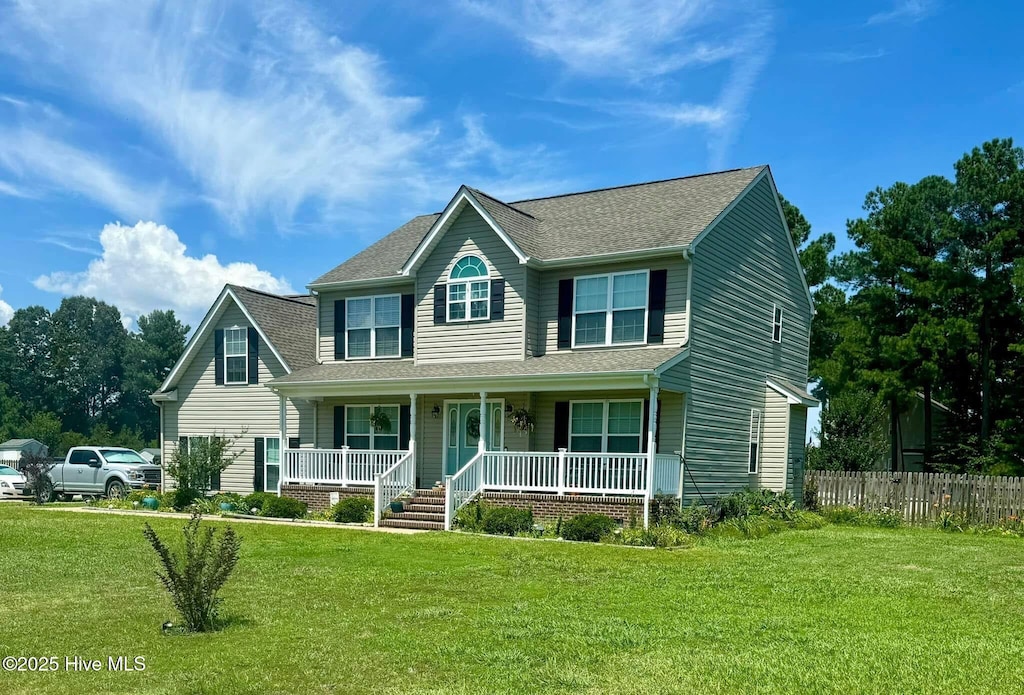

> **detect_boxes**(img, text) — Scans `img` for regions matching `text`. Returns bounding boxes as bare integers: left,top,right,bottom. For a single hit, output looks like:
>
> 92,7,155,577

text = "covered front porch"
268,349,688,529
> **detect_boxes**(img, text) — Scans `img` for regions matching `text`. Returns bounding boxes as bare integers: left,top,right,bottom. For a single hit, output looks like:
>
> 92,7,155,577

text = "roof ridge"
229,284,314,307
466,187,538,220
509,165,767,204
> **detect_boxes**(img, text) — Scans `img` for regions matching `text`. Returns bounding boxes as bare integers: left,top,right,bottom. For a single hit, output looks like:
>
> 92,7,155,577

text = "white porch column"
478,390,488,453
645,382,659,529
278,394,287,492
409,393,417,454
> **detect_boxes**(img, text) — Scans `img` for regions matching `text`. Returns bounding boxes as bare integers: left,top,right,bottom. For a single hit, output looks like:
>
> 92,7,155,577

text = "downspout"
682,247,693,346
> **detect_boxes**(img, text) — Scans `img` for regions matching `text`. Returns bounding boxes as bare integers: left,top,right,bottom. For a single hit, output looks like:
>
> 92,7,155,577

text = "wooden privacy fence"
808,470,1024,525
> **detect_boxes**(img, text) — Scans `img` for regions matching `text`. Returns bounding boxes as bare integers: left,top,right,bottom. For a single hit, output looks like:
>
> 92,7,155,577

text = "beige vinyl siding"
533,390,684,456
684,176,813,499
788,405,808,498
317,284,415,363
414,206,526,363
525,266,541,357
759,386,789,492
163,302,313,494
536,256,689,356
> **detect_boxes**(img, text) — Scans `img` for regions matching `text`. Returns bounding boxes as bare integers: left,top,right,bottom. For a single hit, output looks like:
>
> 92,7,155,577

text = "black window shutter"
334,300,346,360
554,401,570,450
641,399,663,453
247,327,259,384
399,404,411,450
648,269,667,344
288,436,300,449
557,279,573,349
253,438,265,492
490,279,505,320
333,406,345,449
214,329,225,385
401,294,415,357
433,284,446,324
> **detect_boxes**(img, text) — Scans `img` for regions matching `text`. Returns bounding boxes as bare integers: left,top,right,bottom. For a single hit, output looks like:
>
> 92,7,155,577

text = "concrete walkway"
38,505,426,534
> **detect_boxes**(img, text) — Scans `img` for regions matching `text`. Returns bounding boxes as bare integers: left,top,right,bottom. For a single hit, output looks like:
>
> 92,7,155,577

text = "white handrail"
444,451,484,530
283,448,407,486
374,447,416,527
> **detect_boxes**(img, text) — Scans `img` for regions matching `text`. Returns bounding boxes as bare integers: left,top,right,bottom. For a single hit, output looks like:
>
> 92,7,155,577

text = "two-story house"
151,165,817,529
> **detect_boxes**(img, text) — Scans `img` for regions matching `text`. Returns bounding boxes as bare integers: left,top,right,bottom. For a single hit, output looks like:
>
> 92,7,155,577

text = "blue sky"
0,0,1020,333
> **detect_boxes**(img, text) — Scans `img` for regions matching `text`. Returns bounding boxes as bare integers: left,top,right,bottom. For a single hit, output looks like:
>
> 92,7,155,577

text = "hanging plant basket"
508,406,535,433
369,409,392,433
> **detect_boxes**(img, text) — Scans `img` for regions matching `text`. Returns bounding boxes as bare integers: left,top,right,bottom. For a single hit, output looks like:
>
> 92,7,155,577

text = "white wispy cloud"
0,1,572,229
0,179,33,199
866,1,936,26
0,128,165,220
0,285,13,326
457,0,774,168
34,221,294,328
807,48,888,63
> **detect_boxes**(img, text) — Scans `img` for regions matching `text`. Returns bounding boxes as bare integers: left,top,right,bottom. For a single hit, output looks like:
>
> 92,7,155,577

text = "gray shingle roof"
229,286,317,371
311,166,765,286
270,346,685,386
0,439,43,449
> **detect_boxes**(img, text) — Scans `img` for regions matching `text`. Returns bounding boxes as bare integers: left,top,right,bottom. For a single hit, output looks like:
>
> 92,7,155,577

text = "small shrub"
675,503,714,534
331,497,374,523
714,489,797,521
802,476,820,512
142,511,242,633
261,495,307,519
241,492,278,515
561,513,617,542
212,492,245,511
171,487,201,511
482,507,534,536
609,524,694,548
454,501,487,532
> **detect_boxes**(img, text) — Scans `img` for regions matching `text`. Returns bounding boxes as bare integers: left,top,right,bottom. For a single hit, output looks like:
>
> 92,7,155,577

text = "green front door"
445,401,504,476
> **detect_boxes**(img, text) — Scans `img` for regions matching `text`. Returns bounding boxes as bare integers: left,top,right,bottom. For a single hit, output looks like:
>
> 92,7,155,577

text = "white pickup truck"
46,447,163,499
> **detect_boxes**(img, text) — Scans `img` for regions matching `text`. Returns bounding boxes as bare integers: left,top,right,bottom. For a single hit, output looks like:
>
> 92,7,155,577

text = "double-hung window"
346,295,400,359
573,270,648,347
772,305,783,343
569,400,643,453
447,255,489,321
345,405,400,450
748,409,762,473
224,328,247,383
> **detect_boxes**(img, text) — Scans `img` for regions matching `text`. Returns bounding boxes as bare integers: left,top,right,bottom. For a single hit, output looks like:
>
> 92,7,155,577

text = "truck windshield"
100,450,147,465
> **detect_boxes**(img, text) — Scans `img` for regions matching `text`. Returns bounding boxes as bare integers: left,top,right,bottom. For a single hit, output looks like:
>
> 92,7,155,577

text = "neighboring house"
0,439,49,469
152,166,817,529
140,448,163,465
895,393,952,472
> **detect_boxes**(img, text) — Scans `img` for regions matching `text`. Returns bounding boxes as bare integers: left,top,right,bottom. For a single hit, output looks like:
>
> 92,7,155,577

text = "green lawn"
2,506,1024,694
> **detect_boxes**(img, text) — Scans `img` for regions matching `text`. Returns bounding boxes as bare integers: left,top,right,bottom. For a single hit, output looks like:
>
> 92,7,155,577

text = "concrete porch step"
381,518,444,531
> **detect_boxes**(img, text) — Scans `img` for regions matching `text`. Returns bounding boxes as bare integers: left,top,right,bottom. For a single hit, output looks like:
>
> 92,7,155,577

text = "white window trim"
224,326,248,385
772,304,783,344
568,399,644,453
446,254,491,323
748,409,762,474
571,269,650,348
257,436,282,495
345,294,402,360
345,404,402,450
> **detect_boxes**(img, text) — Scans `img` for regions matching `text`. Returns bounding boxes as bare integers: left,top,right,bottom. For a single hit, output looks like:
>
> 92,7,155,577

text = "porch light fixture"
431,404,441,419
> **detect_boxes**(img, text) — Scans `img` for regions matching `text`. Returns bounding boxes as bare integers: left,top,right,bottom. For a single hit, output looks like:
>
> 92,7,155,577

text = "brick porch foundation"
480,492,651,524
281,484,374,512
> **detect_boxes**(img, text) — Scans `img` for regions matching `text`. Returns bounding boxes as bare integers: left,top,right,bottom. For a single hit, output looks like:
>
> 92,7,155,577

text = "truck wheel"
56,493,73,502
106,480,127,499
36,479,56,504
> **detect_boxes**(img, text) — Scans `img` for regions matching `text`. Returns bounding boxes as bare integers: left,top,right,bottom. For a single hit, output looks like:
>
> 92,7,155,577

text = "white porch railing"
283,447,408,486
444,451,484,530
652,453,683,497
374,448,416,527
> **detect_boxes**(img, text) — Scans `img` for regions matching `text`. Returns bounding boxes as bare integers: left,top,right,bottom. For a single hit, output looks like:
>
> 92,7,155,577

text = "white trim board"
400,187,530,276
156,286,291,394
